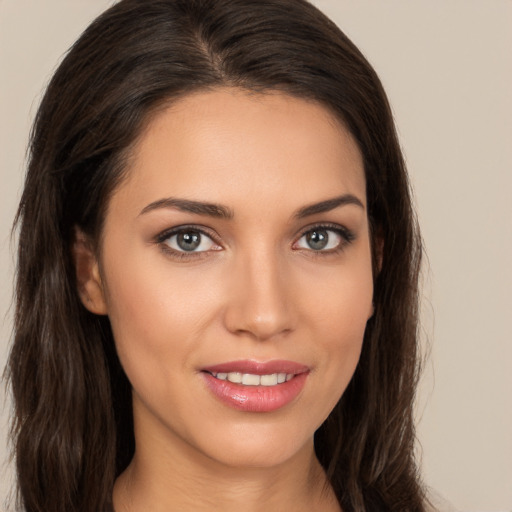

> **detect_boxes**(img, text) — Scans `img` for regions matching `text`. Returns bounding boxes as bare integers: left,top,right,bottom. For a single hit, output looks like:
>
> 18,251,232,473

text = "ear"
72,227,108,315
368,232,384,320
373,235,384,275
370,222,384,277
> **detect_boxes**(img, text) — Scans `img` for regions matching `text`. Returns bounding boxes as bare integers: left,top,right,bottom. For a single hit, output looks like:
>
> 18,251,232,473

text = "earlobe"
368,301,375,320
369,233,383,321
374,234,384,275
72,227,108,315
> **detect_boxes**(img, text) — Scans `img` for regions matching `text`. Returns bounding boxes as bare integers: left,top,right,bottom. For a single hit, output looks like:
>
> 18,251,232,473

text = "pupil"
177,231,201,251
307,230,328,250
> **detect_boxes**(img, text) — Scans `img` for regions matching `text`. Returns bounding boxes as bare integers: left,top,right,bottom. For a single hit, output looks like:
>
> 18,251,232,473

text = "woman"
7,0,425,510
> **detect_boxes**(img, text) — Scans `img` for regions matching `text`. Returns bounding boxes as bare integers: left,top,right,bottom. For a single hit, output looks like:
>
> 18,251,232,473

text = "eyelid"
293,222,355,251
155,224,219,243
155,224,223,258
153,222,355,260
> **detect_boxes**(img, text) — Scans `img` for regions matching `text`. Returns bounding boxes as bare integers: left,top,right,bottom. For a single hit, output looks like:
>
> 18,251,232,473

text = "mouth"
201,360,309,412
206,371,294,386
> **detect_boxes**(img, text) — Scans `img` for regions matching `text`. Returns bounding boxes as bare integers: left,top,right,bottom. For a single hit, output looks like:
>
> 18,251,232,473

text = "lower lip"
202,372,308,412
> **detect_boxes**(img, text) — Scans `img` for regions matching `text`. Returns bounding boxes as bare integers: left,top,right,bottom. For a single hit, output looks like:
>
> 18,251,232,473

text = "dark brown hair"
7,0,424,510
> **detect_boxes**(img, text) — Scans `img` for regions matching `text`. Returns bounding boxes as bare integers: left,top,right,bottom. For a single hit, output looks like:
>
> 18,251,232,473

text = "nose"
223,249,296,341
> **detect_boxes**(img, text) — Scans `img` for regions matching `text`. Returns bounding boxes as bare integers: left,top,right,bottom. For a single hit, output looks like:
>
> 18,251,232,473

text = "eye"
294,225,353,252
161,228,220,253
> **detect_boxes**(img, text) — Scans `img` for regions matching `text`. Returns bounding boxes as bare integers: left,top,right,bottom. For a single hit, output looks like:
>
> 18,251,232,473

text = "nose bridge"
224,242,294,340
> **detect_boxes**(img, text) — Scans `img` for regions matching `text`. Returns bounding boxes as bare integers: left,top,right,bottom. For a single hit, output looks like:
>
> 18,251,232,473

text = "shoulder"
425,488,458,512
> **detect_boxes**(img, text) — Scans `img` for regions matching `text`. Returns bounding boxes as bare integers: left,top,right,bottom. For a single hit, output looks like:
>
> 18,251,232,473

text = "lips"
201,360,309,412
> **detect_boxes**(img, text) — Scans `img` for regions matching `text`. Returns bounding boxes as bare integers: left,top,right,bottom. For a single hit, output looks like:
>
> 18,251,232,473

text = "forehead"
112,88,366,215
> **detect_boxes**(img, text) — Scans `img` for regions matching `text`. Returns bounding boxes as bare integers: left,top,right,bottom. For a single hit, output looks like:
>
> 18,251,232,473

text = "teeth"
260,374,278,386
212,372,294,386
242,373,260,385
227,372,242,383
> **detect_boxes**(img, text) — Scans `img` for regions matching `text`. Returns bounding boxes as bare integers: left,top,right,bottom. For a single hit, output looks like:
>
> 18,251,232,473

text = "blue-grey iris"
306,229,329,250
177,231,201,251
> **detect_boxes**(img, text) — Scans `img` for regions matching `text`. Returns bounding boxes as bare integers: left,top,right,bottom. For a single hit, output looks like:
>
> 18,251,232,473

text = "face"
81,89,374,470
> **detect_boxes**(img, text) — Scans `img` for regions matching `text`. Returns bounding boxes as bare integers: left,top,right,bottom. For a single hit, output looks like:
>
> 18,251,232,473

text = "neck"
113,429,340,512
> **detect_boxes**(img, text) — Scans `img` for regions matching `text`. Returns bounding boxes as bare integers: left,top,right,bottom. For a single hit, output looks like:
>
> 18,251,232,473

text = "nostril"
222,263,296,339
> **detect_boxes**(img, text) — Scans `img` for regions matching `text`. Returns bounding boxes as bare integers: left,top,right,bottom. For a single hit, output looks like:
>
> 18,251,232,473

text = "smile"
201,360,309,412
208,372,294,386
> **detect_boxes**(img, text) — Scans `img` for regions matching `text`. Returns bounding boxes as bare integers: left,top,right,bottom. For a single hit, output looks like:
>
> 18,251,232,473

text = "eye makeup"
293,222,356,256
154,224,222,261
153,221,356,262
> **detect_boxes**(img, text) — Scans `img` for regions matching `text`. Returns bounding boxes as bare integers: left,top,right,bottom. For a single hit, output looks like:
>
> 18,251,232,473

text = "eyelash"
294,223,356,256
155,223,355,261
155,225,220,261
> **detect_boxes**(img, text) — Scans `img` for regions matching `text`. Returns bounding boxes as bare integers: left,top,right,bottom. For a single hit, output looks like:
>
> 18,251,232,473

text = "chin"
188,419,318,470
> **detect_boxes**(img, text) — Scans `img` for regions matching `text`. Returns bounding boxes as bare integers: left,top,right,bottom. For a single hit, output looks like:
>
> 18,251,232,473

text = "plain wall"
1,1,511,510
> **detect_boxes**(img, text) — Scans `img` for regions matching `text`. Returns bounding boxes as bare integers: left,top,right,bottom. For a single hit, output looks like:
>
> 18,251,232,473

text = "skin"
75,88,374,512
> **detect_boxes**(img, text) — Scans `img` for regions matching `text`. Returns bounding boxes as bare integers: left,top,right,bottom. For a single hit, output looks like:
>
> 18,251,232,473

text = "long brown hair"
6,1,424,510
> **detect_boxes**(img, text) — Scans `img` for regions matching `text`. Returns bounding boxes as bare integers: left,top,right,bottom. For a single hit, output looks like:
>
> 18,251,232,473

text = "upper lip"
201,360,310,375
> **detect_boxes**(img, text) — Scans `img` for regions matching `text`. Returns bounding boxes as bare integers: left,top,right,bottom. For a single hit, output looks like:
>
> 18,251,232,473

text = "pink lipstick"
201,360,309,412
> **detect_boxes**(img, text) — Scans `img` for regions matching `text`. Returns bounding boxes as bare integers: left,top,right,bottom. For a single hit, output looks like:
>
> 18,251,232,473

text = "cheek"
101,246,227,380
301,257,373,410
303,254,373,340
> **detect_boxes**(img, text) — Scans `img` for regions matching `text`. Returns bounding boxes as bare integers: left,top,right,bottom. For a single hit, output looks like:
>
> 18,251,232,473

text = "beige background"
1,1,511,510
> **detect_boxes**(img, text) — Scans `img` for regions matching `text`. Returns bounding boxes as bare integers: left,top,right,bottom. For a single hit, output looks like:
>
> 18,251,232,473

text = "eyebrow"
295,194,365,218
139,193,364,220
139,197,234,219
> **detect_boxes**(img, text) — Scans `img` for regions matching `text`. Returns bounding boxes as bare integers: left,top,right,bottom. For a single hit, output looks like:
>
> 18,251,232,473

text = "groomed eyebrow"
139,197,234,219
139,193,363,220
295,194,365,219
